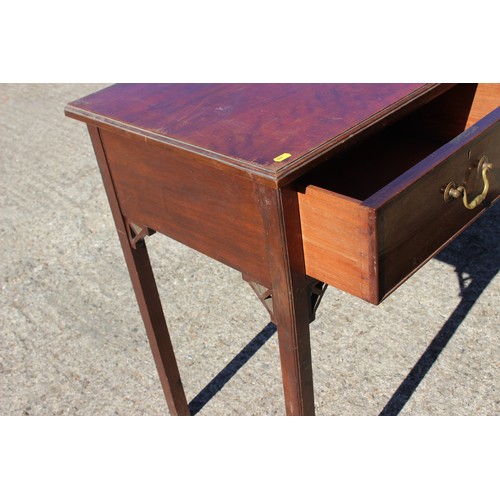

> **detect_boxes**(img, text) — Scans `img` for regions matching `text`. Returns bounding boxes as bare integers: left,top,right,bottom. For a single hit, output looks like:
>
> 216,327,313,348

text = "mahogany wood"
66,83,499,416
374,112,500,300
466,84,500,128
258,185,315,415
298,103,500,304
398,84,479,141
66,83,448,185
298,190,376,302
384,84,500,143
99,128,271,288
87,125,190,416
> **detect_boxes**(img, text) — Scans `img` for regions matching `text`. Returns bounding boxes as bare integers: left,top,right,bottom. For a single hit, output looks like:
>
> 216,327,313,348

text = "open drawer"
297,84,500,304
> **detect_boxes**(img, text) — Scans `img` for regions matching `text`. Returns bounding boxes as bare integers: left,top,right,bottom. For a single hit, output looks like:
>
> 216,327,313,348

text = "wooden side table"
66,84,499,415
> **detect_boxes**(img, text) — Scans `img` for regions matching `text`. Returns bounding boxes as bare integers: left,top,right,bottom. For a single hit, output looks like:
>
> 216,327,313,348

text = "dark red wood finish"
87,125,190,415
373,108,500,300
99,128,271,287
66,83,499,416
297,93,500,304
257,185,315,415
66,83,447,184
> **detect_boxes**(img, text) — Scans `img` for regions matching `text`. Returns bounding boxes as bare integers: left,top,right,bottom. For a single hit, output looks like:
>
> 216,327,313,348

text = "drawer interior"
299,83,500,201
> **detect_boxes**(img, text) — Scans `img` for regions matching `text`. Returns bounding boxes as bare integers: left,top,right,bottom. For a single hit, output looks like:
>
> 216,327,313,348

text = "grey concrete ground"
0,83,498,416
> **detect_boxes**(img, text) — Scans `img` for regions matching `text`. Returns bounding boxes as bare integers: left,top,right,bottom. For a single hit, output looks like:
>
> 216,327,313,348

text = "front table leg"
88,126,190,416
258,185,316,416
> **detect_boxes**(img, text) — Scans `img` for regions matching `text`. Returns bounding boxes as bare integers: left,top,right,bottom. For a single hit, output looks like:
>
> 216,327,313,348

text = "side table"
66,83,499,415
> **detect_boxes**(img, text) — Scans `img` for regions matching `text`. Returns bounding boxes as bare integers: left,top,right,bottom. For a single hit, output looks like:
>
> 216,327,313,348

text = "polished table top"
65,83,444,184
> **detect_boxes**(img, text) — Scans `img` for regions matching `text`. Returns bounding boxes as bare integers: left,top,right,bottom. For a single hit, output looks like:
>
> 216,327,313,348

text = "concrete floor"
0,83,498,416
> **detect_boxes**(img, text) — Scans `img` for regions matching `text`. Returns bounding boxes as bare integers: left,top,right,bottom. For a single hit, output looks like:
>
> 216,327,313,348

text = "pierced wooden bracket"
308,279,328,323
245,277,327,324
126,221,156,249
247,281,276,323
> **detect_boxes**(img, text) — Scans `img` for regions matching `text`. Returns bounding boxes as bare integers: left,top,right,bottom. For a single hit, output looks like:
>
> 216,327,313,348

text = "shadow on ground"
380,202,499,415
188,204,499,416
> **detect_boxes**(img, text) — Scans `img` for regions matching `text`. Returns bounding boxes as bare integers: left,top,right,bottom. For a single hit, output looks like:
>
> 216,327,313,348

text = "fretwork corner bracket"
246,277,328,324
126,220,156,249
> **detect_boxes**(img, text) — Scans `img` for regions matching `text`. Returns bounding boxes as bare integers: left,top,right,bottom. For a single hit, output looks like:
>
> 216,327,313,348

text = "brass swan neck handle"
444,156,493,209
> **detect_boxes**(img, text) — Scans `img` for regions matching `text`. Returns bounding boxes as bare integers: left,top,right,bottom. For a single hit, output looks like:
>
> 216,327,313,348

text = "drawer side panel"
298,188,377,302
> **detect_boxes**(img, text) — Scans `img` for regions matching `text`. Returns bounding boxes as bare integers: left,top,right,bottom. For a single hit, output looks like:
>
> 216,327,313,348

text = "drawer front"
375,117,500,301
298,108,500,304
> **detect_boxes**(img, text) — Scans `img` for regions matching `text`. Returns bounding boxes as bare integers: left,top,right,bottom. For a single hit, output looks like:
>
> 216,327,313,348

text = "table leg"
258,185,315,416
87,125,190,416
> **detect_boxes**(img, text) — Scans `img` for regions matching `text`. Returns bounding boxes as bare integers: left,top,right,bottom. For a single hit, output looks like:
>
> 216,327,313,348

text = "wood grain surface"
298,90,500,304
66,84,447,183
99,128,271,287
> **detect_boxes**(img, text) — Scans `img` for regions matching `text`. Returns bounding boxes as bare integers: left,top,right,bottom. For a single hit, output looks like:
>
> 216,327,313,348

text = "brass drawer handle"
444,156,493,209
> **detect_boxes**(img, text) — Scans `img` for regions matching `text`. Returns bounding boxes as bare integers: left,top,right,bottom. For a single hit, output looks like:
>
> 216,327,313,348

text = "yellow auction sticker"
273,153,292,162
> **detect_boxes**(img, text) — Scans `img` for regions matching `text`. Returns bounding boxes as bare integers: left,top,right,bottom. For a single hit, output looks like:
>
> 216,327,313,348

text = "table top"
66,83,443,183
